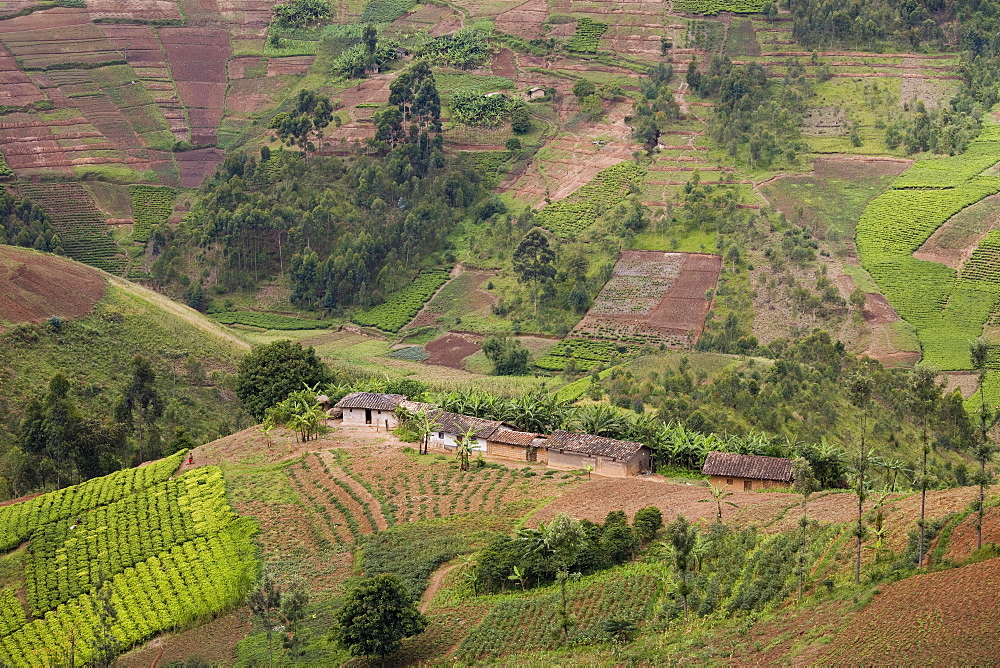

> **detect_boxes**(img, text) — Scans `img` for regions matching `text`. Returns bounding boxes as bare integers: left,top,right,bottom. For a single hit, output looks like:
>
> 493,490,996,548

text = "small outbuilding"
545,430,651,477
701,452,794,491
487,428,547,463
335,392,406,430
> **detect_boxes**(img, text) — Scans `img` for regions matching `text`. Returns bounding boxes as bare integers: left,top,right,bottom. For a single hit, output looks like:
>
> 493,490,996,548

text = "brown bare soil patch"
119,610,248,667
158,27,229,145
494,0,547,39
0,43,43,107
490,47,517,79
0,245,106,332
862,293,900,324
425,332,482,369
811,156,911,179
915,192,1000,270
86,0,182,22
572,251,721,347
176,147,224,188
815,557,1000,665
942,371,979,399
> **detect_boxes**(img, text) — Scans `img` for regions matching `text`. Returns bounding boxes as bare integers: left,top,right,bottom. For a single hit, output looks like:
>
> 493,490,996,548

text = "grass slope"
0,253,249,449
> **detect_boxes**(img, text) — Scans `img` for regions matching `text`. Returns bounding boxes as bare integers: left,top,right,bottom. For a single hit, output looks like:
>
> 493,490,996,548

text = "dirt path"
421,562,460,613
109,276,250,351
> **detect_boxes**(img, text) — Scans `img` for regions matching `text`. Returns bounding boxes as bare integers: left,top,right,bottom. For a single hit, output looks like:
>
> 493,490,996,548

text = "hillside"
0,249,250,480
0,245,106,332
113,421,1000,665
0,450,256,666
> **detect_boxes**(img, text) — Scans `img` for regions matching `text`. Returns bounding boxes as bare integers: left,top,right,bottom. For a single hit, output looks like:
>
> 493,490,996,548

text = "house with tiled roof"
429,411,505,453
335,392,406,430
545,430,651,477
701,452,794,491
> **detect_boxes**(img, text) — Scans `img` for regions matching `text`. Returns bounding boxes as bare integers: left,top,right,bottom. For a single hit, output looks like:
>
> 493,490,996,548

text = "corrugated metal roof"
334,392,406,411
700,452,794,482
546,430,646,460
489,429,540,446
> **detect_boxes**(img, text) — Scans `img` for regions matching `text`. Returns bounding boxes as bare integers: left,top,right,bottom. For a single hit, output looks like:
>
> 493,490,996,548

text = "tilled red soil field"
0,245,106,331
572,251,721,347
816,557,1000,664
176,147,224,188
424,332,482,369
158,27,229,145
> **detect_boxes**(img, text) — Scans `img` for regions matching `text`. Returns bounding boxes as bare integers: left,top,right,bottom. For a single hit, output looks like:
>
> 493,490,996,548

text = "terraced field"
16,181,126,273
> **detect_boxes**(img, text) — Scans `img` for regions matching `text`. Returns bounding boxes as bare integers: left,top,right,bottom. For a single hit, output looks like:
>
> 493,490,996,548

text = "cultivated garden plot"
0,451,257,666
570,250,722,347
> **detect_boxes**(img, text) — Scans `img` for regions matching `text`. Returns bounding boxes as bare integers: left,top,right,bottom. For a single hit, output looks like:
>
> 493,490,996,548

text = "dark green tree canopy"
335,573,427,658
482,335,530,376
236,340,328,421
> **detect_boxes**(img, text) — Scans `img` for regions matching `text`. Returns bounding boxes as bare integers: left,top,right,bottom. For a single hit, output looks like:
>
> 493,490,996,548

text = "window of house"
726,478,733,485
744,480,753,491
438,432,444,439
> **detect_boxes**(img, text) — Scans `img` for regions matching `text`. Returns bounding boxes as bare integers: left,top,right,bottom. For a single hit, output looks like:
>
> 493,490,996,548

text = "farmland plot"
571,250,721,347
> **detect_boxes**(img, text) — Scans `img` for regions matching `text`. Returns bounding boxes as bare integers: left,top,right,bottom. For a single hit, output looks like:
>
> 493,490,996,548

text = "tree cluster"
268,89,333,154
0,191,63,254
687,55,809,169
630,63,681,153
475,509,661,593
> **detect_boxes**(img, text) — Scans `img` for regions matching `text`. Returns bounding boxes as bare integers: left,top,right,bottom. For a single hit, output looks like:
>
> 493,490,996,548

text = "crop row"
351,268,452,332
566,18,608,54
0,591,25,638
893,141,1000,189
674,0,766,12
0,518,257,667
535,162,645,238
210,310,329,330
24,467,234,616
0,154,12,180
0,451,185,553
535,338,631,371
960,230,1000,284
129,185,173,243
456,565,659,660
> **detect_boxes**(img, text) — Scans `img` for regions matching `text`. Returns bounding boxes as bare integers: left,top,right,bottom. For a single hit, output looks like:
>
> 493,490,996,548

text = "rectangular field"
571,250,721,346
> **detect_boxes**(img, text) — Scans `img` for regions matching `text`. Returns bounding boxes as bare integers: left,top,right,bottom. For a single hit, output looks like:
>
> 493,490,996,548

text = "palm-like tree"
971,338,994,551
699,483,738,523
910,365,938,568
457,425,477,471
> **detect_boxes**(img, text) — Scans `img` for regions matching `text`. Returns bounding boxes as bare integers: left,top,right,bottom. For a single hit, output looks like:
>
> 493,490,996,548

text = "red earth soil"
815,557,1000,665
120,609,250,667
0,245,106,332
862,293,900,324
424,332,481,369
176,147,224,188
157,27,230,145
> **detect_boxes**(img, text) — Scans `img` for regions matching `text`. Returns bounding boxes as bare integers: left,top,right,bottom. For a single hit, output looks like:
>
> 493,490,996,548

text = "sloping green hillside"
0,255,251,490
0,451,256,665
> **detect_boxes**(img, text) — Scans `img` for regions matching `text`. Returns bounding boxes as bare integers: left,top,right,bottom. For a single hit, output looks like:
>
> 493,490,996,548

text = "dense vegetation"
0,191,62,254
153,134,488,312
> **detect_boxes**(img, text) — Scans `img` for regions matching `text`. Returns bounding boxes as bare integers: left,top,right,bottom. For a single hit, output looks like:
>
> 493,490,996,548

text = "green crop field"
856,130,1000,370
0,452,256,666
535,338,634,371
128,185,174,243
566,18,609,53
352,268,453,332
534,162,645,238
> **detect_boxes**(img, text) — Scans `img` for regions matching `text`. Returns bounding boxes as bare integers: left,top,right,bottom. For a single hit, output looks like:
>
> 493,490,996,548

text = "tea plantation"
0,451,256,666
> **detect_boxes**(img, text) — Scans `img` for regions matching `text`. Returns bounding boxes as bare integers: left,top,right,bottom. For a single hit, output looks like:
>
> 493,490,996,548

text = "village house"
526,86,546,100
545,430,651,477
701,452,794,491
335,392,405,430
428,411,505,452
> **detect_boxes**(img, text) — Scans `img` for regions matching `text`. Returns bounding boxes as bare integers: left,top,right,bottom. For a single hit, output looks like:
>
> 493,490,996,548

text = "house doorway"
365,409,372,424
744,480,752,491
